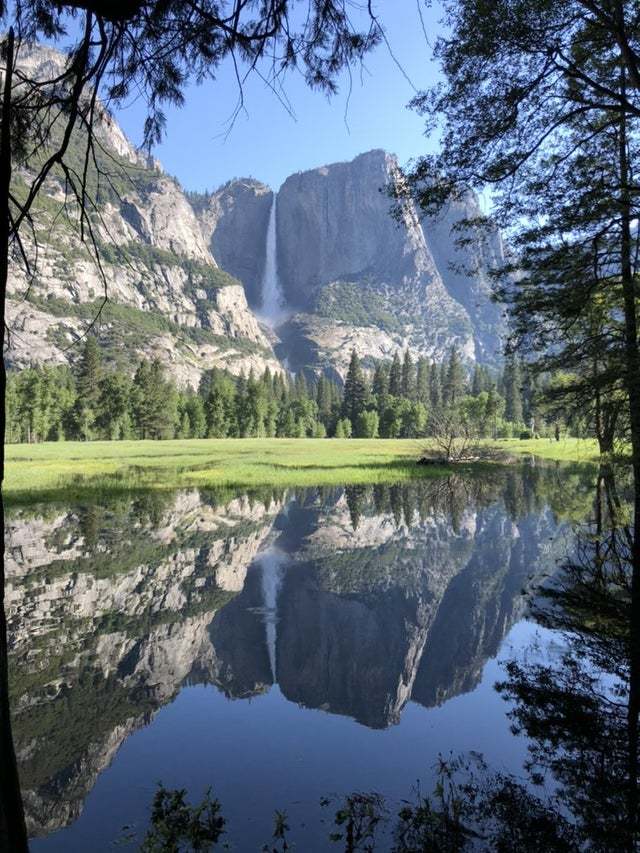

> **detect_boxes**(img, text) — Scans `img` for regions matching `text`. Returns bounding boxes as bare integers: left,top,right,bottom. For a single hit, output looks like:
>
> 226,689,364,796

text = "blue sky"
113,2,445,193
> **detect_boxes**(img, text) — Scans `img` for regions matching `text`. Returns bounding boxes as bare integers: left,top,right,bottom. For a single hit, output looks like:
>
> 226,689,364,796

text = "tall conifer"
342,349,368,424
389,352,402,397
401,350,416,399
444,347,466,407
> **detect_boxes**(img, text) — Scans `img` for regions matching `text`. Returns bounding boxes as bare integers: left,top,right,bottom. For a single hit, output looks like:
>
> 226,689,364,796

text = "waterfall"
260,194,287,324
259,549,286,680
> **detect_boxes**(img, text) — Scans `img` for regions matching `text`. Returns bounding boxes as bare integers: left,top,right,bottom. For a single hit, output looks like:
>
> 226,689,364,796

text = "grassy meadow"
4,436,602,504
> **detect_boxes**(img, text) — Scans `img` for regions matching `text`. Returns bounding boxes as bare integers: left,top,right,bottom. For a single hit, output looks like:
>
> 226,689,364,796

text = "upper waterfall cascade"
260,194,288,324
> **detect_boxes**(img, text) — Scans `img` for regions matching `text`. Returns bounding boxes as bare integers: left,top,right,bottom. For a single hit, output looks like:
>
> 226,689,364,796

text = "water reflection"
495,464,639,850
5,465,604,845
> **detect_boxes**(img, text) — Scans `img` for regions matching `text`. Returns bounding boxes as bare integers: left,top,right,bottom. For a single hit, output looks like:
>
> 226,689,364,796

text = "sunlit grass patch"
5,439,433,503
4,436,604,505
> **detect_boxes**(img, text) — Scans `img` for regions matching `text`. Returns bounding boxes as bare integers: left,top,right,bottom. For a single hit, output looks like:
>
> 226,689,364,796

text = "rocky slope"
8,46,280,387
197,178,273,310
421,192,507,365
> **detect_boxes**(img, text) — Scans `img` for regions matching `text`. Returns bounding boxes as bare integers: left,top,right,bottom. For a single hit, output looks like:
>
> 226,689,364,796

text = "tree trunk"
0,29,28,851
597,423,616,456
618,63,640,847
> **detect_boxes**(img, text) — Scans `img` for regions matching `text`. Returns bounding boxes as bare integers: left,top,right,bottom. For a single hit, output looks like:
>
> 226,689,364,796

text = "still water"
6,464,627,850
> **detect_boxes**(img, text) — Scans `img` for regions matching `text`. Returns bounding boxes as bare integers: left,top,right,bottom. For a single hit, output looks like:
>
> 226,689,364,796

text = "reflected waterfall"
259,549,287,680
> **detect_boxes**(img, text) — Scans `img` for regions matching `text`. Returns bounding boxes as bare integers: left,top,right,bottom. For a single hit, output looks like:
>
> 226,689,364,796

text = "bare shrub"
427,409,477,463
421,410,516,465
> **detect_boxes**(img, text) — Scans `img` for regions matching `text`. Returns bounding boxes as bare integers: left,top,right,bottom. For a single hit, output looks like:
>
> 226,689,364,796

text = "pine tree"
527,371,542,432
76,335,102,409
184,393,207,438
379,398,400,438
206,372,236,437
471,364,483,396
265,399,278,437
388,352,402,397
5,374,20,443
438,361,448,406
520,363,539,428
372,362,389,399
246,371,268,436
21,369,44,442
234,372,251,437
504,357,524,424
444,347,466,407
198,369,214,401
429,361,442,409
272,372,287,404
73,335,102,439
401,350,416,399
316,375,334,425
177,408,191,439
293,371,309,401
131,359,178,439
416,358,429,406
96,372,131,440
278,406,297,437
342,350,368,424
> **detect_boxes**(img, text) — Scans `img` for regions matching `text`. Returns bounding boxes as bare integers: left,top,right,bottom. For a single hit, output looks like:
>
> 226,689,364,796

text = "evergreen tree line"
337,346,566,440
5,336,569,443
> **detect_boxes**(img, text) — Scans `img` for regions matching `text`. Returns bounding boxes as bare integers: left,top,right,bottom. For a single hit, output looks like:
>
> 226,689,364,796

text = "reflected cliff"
7,490,283,835
6,465,596,839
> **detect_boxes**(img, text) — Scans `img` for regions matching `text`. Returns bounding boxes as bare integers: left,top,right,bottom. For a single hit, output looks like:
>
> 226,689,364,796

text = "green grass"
4,436,604,505
497,437,602,463
5,438,435,503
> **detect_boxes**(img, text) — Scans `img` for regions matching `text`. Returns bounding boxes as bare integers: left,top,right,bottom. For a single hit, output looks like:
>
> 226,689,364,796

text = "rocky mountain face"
7,471,562,837
8,47,280,388
421,193,507,365
13,46,506,384
197,179,273,310
199,150,507,378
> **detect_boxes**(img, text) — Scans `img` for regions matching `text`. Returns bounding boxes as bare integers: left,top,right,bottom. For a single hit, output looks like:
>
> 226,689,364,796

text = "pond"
6,463,635,850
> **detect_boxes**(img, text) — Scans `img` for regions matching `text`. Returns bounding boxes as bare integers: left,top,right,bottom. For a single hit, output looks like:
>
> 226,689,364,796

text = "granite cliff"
199,150,507,378
12,46,506,385
8,46,280,388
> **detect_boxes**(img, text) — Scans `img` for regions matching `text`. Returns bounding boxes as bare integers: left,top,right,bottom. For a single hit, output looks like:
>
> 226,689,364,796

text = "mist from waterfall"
260,194,288,325
259,549,287,681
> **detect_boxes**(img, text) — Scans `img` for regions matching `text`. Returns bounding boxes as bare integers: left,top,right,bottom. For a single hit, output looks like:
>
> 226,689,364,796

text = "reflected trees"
496,465,639,851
